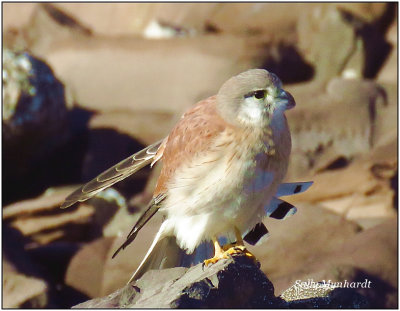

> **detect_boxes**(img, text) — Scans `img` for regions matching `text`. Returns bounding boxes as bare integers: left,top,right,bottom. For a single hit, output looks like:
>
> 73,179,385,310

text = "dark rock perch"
73,254,369,308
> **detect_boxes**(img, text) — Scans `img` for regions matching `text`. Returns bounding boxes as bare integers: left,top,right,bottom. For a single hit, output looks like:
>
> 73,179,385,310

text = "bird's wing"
153,95,229,196
118,96,228,258
112,193,167,258
61,139,166,209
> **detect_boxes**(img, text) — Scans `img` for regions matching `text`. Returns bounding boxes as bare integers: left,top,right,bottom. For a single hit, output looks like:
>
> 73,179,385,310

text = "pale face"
217,69,295,128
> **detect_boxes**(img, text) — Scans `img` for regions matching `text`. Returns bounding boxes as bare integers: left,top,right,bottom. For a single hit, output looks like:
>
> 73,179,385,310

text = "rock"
281,287,369,308
39,35,266,114
30,3,310,38
253,210,396,308
10,204,94,238
73,255,369,308
204,3,316,36
2,49,70,204
377,17,397,84
3,3,389,39
16,4,308,116
281,280,339,301
25,3,93,55
286,77,388,179
297,5,359,83
2,3,38,30
3,187,75,220
297,3,391,84
3,220,93,308
2,50,69,145
289,139,396,207
3,224,51,308
53,3,217,37
87,188,135,238
19,4,272,120
3,185,142,246
3,188,95,245
61,200,163,298
87,111,175,147
335,3,387,23
250,203,361,292
284,84,396,226
331,219,397,308
3,257,48,308
65,237,115,298
99,213,164,296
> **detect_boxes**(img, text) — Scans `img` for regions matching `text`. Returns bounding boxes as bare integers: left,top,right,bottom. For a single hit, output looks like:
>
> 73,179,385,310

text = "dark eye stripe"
244,90,266,99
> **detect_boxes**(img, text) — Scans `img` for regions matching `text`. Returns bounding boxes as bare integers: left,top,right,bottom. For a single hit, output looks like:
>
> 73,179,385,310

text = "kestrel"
62,69,312,283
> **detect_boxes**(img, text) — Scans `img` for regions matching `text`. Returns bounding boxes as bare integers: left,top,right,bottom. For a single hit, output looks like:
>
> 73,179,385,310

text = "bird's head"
216,69,295,128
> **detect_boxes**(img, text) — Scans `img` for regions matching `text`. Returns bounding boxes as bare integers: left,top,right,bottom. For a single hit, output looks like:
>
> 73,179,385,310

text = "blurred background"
2,2,397,308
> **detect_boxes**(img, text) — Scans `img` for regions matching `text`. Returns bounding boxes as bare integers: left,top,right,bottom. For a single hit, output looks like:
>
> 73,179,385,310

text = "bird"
61,69,312,283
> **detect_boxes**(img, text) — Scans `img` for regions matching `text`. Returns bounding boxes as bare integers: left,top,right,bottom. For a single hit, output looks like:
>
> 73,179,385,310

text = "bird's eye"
254,90,266,99
244,90,266,99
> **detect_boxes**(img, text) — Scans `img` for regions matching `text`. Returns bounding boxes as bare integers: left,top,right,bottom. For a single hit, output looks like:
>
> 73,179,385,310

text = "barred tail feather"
275,181,313,197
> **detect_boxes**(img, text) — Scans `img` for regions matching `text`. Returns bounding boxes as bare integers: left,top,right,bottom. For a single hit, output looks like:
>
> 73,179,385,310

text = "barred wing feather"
61,139,164,209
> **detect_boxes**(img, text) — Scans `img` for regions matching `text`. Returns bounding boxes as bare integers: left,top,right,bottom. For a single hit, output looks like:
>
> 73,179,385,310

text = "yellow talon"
203,252,230,266
203,237,229,266
203,227,259,267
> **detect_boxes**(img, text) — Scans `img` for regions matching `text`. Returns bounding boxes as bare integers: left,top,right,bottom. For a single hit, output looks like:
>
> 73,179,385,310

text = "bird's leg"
203,237,230,266
221,227,244,251
223,227,257,261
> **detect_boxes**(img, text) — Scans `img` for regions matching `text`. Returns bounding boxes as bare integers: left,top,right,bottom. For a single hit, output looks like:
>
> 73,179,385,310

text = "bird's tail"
128,224,213,283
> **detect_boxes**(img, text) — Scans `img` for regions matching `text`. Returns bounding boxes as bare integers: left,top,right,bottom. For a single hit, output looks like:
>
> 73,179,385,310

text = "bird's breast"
161,125,290,252
164,125,288,213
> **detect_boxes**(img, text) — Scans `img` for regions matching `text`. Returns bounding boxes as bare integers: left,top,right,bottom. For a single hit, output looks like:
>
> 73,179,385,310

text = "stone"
2,3,38,30
297,4,358,83
9,204,94,237
205,3,317,36
88,111,175,146
253,213,397,308
377,17,397,84
3,257,48,308
3,187,75,220
249,203,362,293
73,255,369,308
53,3,217,36
39,35,265,114
99,213,164,296
65,237,115,298
281,287,369,308
3,49,70,204
296,3,391,84
35,3,311,38
286,77,388,179
335,220,397,299
3,187,96,245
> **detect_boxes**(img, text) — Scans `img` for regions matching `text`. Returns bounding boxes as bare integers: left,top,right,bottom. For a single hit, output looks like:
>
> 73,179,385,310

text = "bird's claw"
203,252,230,267
203,244,258,267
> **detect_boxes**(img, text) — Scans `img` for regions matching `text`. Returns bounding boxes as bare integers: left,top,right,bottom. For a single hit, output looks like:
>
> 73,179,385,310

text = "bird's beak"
276,90,296,110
